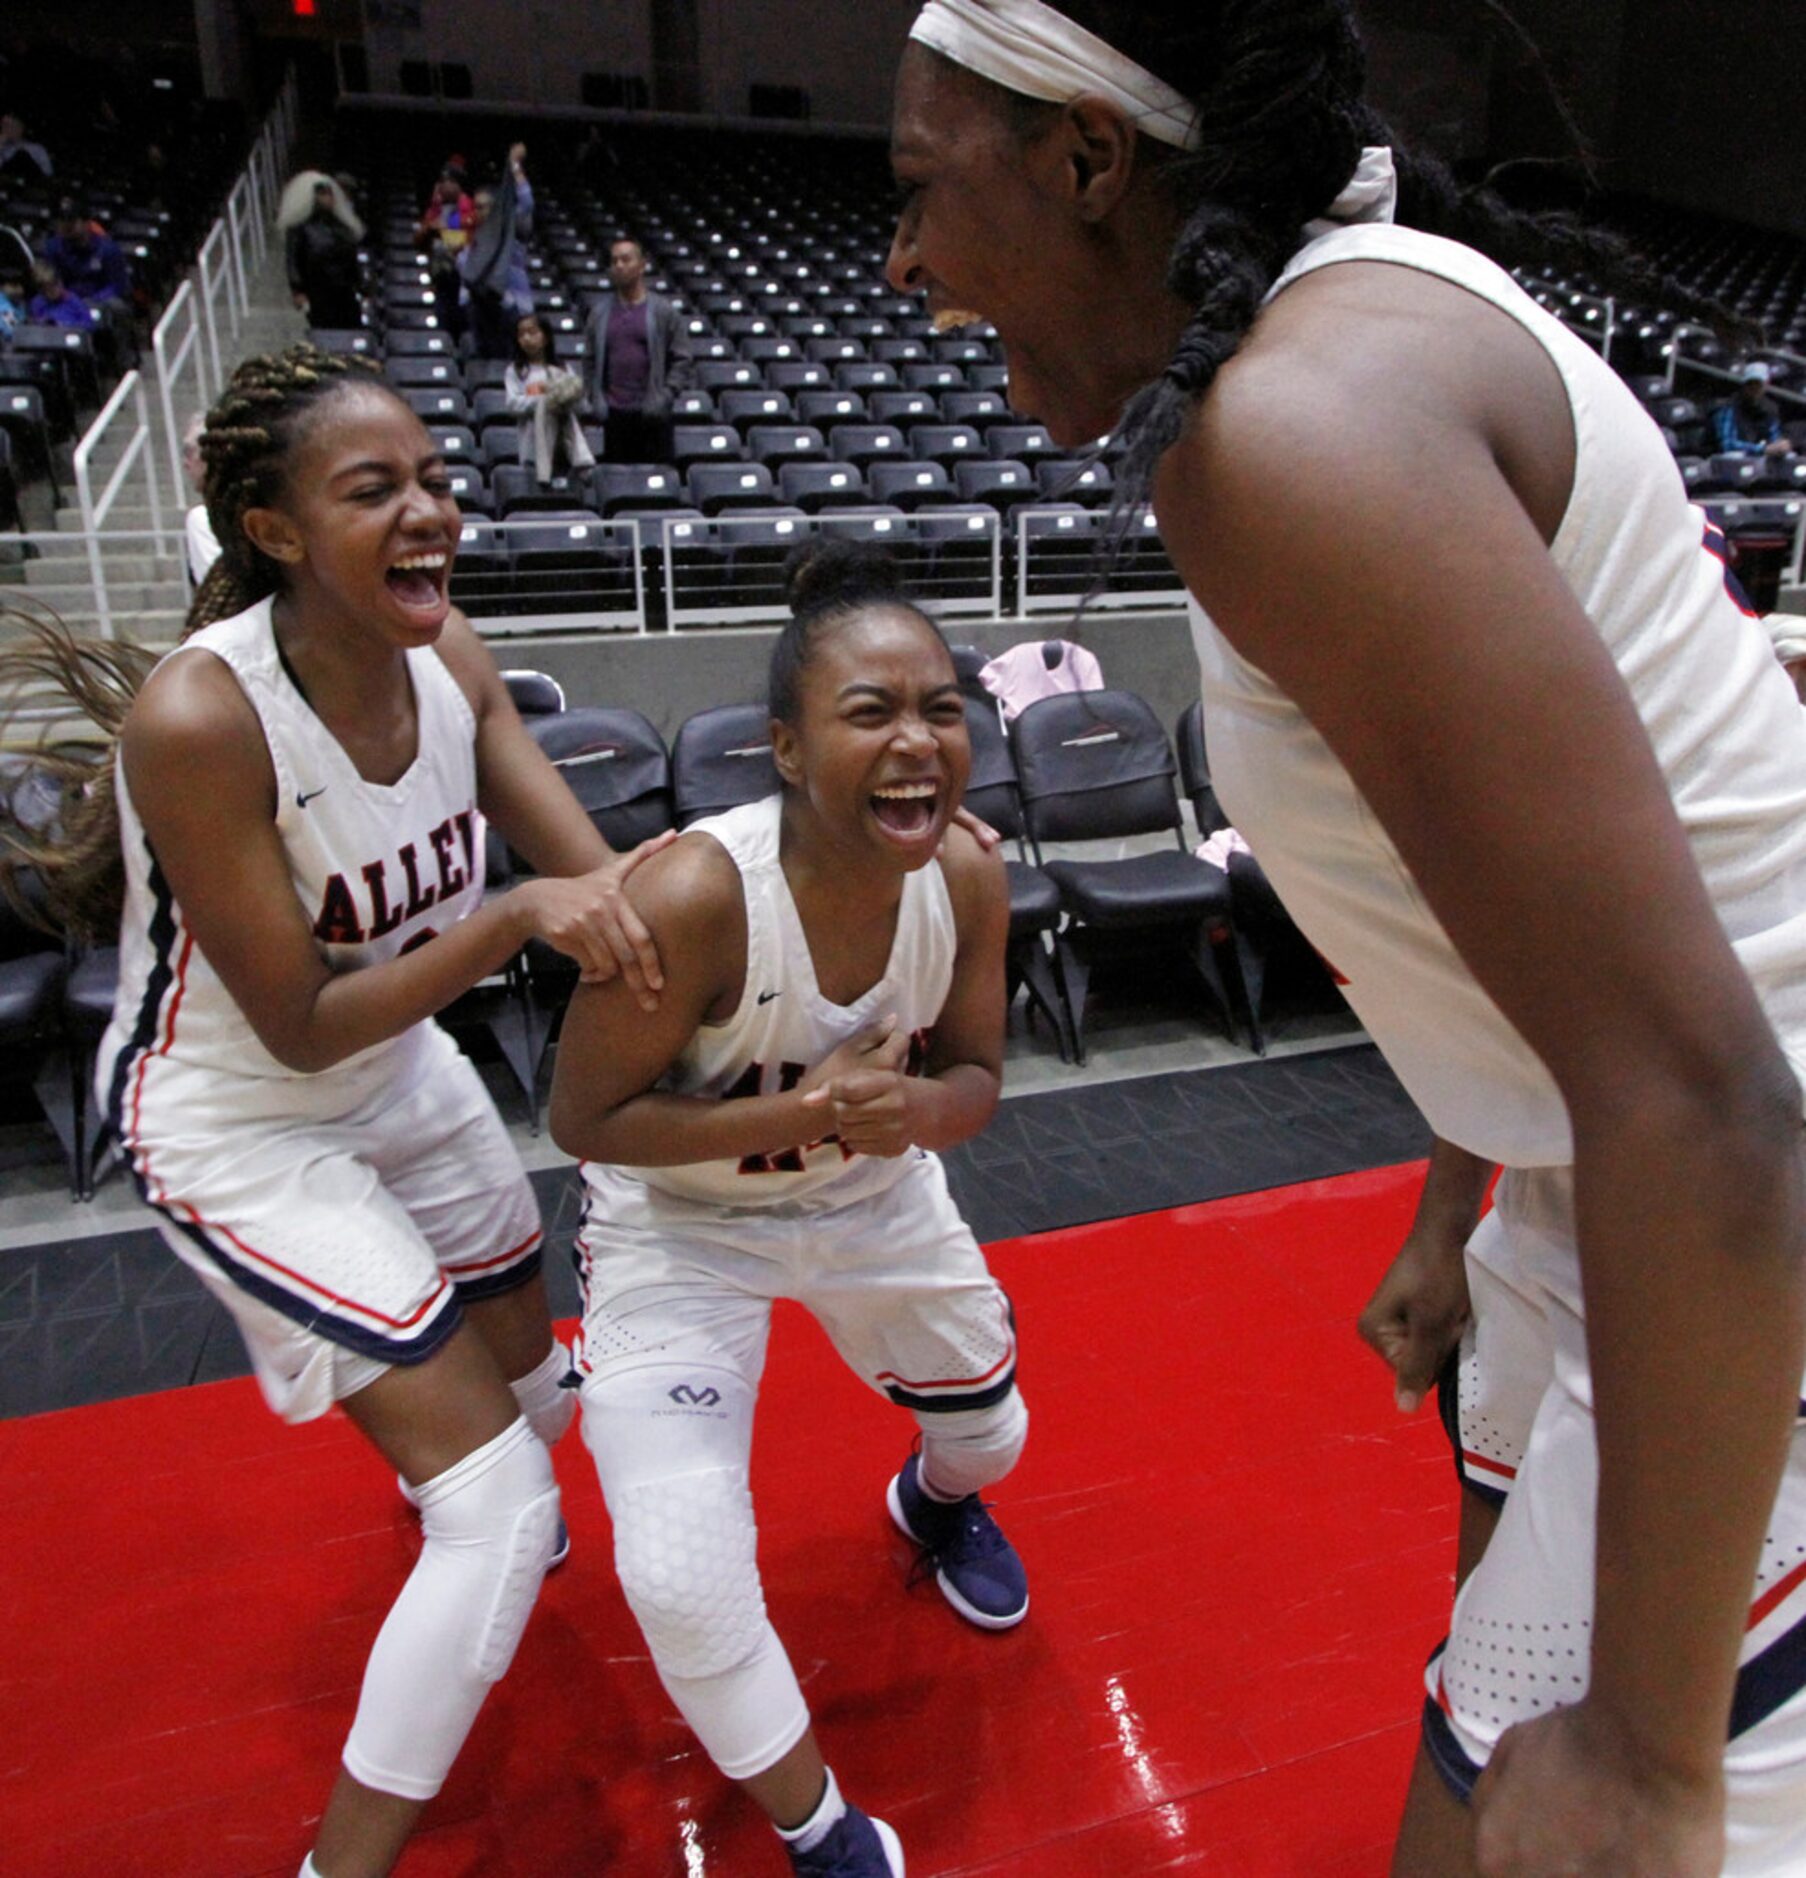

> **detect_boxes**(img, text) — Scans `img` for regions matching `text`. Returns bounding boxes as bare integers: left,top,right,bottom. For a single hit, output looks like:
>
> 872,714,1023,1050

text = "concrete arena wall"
493,610,1201,747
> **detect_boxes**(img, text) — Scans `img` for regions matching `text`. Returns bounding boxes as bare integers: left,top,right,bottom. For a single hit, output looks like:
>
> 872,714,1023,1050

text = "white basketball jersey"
606,793,958,1209
1188,222,1806,1166
99,596,486,1123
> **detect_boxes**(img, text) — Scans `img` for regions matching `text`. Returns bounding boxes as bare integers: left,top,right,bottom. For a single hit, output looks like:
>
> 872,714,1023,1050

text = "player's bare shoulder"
123,642,273,806
936,818,1008,938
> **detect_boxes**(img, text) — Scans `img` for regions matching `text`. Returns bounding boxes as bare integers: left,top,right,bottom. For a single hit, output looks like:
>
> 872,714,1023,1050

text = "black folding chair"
1011,689,1245,1060
962,694,1076,1059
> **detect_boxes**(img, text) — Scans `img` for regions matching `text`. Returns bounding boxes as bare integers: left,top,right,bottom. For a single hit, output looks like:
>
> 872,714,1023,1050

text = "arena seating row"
1,672,1323,1190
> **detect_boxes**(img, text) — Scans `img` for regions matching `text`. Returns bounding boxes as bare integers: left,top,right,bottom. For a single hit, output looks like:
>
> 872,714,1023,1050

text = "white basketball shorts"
125,1023,542,1422
1427,1164,1806,1875
572,1149,1017,1415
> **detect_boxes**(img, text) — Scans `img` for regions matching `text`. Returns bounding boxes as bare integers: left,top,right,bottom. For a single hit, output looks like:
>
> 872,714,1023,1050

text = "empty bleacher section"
300,113,1187,636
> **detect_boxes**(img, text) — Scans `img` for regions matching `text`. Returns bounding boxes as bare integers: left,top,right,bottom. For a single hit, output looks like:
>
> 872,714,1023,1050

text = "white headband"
909,0,1202,151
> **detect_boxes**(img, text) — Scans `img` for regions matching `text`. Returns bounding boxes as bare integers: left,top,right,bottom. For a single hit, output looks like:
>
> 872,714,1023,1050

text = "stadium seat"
687,461,780,514
1011,690,1246,1059
869,460,957,510
671,703,780,826
748,424,829,468
777,462,871,513
830,423,907,470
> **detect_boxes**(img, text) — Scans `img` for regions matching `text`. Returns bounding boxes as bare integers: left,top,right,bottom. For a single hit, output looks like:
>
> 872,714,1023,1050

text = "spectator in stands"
505,312,595,485
417,172,475,339
26,261,95,331
43,200,136,367
459,145,534,359
180,409,220,587
1713,361,1795,460
585,235,695,464
280,172,365,332
0,111,50,178
417,169,476,250
45,202,132,309
0,273,21,342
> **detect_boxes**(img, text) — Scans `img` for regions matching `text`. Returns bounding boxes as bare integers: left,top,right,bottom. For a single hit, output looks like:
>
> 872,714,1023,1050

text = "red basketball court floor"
2,1162,1457,1875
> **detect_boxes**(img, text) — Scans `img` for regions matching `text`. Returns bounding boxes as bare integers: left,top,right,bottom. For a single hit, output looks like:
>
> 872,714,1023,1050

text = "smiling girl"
549,539,1026,1877
2,344,670,1877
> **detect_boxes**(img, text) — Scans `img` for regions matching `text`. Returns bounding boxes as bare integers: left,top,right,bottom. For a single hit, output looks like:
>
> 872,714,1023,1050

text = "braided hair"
0,344,394,938
769,538,949,725
986,1,1743,513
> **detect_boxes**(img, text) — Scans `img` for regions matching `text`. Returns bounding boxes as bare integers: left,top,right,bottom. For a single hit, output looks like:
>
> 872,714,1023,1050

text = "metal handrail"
198,217,234,363
1016,506,1184,615
72,374,168,640
224,176,252,320
151,281,213,517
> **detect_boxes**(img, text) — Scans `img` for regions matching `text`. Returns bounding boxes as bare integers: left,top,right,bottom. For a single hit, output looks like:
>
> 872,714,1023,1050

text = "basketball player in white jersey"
548,539,1027,1877
885,5,1806,1875
3,345,671,1878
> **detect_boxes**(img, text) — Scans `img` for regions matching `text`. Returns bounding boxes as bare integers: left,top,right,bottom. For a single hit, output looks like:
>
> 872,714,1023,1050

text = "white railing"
455,516,648,636
660,510,1002,630
225,175,253,319
1016,507,1184,615
197,216,236,368
244,132,271,267
151,281,214,516
73,375,168,639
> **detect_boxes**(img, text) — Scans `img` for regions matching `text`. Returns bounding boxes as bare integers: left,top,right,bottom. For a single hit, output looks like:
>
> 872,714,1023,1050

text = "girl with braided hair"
887,5,1806,1875
4,343,672,1877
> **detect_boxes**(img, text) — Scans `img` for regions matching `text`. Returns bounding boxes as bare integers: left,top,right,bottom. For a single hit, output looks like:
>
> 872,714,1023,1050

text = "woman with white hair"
281,171,365,331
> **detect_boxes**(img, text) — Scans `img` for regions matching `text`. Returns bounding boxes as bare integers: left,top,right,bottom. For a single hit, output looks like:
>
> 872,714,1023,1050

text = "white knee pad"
582,1363,765,1681
511,1339,578,1452
342,1416,559,1801
919,1387,1029,1501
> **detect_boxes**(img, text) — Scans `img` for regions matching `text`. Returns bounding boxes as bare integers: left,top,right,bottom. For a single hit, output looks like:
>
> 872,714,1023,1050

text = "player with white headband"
890,4,1806,1875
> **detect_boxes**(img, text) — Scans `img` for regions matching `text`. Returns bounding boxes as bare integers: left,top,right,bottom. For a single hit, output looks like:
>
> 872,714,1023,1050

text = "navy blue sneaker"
886,1453,1028,1631
787,1805,904,1876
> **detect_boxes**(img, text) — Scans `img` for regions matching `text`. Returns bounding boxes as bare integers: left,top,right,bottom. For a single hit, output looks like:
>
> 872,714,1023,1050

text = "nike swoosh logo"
296,786,328,808
757,989,781,1005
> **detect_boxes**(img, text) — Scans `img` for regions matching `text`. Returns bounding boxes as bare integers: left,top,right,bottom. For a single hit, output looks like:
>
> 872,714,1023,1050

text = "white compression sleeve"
919,1388,1029,1501
341,1416,559,1801
510,1339,576,1450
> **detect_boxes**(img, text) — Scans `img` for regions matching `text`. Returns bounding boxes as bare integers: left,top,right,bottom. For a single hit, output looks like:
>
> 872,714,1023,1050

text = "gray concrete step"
25,547,184,581
14,578,190,613
53,506,172,535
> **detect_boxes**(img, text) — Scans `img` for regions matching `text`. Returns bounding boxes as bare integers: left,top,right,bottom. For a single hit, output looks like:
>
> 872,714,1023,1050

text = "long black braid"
992,1,1746,513
0,344,393,939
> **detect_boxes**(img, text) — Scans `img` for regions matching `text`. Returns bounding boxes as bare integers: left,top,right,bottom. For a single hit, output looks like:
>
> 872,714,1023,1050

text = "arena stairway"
6,236,305,649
